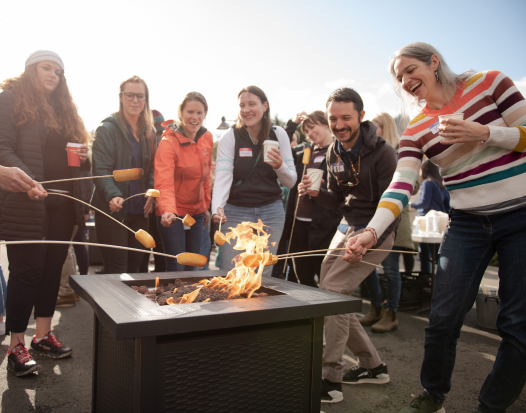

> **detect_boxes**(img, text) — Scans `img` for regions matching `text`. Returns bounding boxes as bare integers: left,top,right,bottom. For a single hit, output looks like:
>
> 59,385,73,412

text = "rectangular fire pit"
70,270,361,413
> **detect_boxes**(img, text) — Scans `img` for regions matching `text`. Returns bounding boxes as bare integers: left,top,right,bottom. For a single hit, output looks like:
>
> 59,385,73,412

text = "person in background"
0,50,90,376
91,75,156,274
345,42,526,413
360,113,420,333
410,159,449,275
139,109,166,273
212,86,297,277
277,110,342,286
155,92,213,271
298,88,398,403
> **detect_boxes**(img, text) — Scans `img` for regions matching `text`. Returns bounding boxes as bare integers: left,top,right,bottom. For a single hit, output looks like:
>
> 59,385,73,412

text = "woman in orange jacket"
154,92,213,271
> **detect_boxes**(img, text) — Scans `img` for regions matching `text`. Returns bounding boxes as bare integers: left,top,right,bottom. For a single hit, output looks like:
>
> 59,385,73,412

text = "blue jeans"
364,252,402,312
220,201,285,277
0,265,6,317
157,213,205,271
421,208,526,412
199,221,211,271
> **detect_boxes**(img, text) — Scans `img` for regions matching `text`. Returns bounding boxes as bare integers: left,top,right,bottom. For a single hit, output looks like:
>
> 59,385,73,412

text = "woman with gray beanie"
0,50,90,377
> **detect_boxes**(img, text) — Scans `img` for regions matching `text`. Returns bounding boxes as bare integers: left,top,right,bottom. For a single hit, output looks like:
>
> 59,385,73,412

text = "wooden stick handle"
39,175,113,185
277,247,418,258
46,192,135,235
122,193,145,203
0,240,177,260
279,254,383,269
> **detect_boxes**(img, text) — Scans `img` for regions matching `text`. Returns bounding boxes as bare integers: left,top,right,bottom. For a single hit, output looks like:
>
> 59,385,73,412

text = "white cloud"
515,77,526,98
324,78,362,90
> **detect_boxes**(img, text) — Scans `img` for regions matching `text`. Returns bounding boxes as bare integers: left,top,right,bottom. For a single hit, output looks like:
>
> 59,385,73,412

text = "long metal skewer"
277,247,418,259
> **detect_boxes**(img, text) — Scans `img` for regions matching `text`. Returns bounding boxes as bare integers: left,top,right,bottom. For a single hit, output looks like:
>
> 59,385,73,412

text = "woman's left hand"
79,145,89,163
438,119,490,145
144,196,155,214
265,147,283,169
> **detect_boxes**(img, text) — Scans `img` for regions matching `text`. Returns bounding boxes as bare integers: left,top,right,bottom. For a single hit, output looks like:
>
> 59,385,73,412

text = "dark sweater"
411,179,450,215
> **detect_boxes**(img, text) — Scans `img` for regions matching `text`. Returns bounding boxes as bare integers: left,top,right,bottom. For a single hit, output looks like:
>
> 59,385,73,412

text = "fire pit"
71,270,361,413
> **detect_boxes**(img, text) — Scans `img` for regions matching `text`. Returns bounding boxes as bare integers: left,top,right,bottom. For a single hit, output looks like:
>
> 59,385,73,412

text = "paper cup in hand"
263,140,280,162
307,168,323,191
66,143,82,167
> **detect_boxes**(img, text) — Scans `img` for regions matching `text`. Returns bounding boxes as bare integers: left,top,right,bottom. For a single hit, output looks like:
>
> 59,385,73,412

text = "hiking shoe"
372,308,398,333
321,378,343,403
359,305,384,326
398,394,445,412
56,293,77,308
342,362,390,384
31,333,72,359
7,343,40,376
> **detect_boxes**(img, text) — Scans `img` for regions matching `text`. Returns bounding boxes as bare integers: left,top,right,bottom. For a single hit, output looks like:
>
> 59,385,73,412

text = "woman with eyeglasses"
91,75,156,274
155,92,213,271
0,50,90,376
345,42,526,412
211,86,297,276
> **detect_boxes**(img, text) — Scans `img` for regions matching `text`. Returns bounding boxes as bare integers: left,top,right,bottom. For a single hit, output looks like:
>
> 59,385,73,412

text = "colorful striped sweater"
368,70,526,238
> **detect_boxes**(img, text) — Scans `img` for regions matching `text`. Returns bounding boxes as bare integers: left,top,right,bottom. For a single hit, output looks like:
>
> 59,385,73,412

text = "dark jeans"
157,213,204,271
95,212,148,274
5,205,75,334
419,242,439,274
421,208,526,413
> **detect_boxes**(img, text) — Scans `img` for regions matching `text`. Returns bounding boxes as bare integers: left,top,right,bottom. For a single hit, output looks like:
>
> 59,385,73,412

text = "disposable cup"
438,113,464,124
263,140,280,162
307,168,323,191
66,142,82,167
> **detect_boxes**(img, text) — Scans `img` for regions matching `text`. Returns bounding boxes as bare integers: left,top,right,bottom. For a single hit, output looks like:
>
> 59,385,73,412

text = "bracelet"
363,228,378,246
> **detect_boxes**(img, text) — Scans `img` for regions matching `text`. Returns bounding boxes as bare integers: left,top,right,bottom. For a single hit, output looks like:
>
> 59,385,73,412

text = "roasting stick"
276,247,419,259
46,192,155,248
38,168,143,185
276,254,383,268
243,253,382,269
0,240,207,267
122,189,160,204
282,145,312,277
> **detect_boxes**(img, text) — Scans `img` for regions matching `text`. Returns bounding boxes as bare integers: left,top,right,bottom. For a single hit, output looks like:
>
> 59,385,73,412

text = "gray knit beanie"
25,50,65,72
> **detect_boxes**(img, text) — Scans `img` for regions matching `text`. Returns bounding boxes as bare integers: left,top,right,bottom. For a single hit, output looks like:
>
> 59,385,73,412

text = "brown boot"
359,305,384,326
56,294,77,308
371,309,398,333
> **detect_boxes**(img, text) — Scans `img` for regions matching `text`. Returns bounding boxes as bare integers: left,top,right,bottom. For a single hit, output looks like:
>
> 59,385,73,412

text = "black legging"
72,228,89,275
5,205,76,334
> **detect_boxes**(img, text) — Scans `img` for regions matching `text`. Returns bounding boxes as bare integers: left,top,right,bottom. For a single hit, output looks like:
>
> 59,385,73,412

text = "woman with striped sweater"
344,42,526,413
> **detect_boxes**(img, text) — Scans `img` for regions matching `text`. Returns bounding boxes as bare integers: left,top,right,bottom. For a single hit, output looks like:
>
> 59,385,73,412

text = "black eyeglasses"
336,155,360,187
120,92,146,102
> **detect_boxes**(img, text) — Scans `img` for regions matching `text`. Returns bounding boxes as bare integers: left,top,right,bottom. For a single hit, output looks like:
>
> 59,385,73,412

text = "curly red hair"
0,64,89,144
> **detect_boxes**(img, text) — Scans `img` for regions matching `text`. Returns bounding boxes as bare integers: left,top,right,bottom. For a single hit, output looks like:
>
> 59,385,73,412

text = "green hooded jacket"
91,113,156,220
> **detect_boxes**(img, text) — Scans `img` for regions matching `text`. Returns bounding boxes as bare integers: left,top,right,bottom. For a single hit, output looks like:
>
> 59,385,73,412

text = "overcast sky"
2,0,525,139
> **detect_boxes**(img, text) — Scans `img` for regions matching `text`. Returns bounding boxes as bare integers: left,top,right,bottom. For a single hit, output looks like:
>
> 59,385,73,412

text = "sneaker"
342,362,390,384
31,333,73,359
7,342,40,376
56,293,77,308
320,378,343,403
398,394,445,413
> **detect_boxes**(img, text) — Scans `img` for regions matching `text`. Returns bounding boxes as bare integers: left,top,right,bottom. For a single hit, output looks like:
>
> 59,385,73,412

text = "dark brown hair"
300,110,329,135
1,64,89,144
178,91,208,124
422,159,445,190
118,75,153,136
235,85,271,149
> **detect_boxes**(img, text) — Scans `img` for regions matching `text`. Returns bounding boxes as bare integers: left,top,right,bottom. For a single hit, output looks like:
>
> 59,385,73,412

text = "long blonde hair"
372,113,400,149
118,75,153,135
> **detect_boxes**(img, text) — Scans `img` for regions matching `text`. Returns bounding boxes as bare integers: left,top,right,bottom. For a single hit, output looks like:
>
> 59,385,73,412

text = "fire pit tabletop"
70,270,361,340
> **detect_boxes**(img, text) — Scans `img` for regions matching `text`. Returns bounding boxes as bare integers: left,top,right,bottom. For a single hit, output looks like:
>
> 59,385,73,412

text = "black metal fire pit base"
71,270,361,413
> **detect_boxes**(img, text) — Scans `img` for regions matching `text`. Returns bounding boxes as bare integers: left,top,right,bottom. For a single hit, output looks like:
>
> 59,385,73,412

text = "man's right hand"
298,174,320,198
212,207,227,225
109,197,124,212
0,166,37,192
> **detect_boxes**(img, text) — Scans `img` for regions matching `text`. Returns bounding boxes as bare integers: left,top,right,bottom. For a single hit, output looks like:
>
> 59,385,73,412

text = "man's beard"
332,125,359,143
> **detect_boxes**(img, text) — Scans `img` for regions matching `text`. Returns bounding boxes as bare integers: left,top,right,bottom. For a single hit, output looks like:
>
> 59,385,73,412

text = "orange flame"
170,220,271,304
155,277,159,289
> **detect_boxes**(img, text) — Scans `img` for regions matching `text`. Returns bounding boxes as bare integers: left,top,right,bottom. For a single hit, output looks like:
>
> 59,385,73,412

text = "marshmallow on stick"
39,168,143,185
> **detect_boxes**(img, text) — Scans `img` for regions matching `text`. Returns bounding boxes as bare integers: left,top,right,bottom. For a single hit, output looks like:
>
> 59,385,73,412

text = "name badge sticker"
430,121,440,134
314,156,325,163
333,163,345,173
239,148,252,157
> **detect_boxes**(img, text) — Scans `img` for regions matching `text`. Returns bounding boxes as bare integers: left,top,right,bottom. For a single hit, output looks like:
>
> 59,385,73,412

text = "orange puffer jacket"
154,121,213,217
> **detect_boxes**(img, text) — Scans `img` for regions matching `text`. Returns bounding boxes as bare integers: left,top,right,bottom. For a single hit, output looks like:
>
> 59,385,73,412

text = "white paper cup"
263,140,280,162
438,113,464,124
66,142,82,167
307,168,323,191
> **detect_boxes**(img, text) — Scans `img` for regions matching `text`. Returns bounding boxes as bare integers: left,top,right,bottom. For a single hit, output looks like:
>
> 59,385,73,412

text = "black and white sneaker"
321,378,343,403
31,332,72,359
341,362,390,384
7,342,40,377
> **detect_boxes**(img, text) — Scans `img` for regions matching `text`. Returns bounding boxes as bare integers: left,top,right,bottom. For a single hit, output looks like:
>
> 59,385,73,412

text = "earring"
435,70,439,82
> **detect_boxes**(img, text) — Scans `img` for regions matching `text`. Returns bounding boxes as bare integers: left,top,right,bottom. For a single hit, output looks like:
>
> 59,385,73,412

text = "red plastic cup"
67,143,82,167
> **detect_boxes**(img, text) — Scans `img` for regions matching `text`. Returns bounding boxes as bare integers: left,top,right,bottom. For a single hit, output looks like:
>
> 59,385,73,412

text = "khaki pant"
59,226,78,297
321,226,395,382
